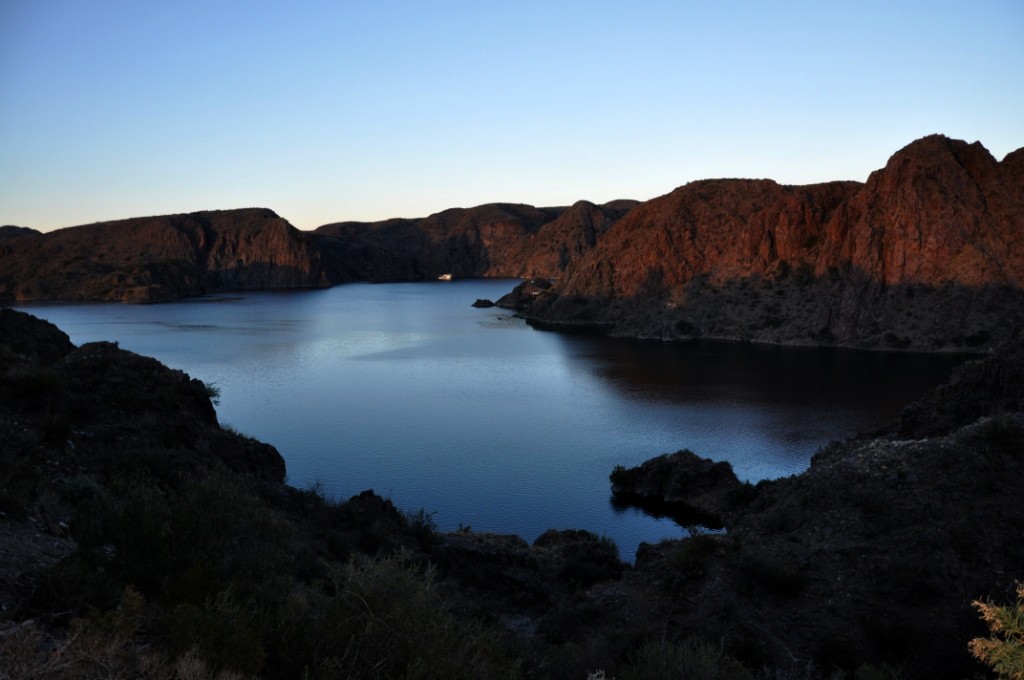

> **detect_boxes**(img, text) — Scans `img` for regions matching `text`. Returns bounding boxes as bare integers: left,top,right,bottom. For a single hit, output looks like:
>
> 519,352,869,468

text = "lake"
18,279,966,559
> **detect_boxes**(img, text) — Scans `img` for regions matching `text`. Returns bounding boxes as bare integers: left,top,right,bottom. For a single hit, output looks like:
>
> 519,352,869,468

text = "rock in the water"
495,278,554,311
610,449,743,520
471,298,495,308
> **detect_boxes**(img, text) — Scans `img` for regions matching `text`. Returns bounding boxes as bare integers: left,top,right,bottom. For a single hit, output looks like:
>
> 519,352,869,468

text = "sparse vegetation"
402,506,441,547
16,452,522,679
4,307,1023,680
970,582,1024,679
201,380,221,405
668,530,719,577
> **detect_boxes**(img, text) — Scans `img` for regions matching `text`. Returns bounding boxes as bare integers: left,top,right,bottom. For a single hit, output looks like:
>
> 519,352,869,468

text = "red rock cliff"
0,208,330,302
522,135,1024,351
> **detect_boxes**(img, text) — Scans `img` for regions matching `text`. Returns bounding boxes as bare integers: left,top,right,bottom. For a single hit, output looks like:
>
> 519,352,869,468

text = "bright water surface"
19,280,966,559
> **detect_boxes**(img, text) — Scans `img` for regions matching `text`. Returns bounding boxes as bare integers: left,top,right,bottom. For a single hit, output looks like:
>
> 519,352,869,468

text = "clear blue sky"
2,1,1022,232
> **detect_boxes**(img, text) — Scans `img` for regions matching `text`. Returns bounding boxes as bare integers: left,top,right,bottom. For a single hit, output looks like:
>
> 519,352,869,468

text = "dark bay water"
18,280,966,559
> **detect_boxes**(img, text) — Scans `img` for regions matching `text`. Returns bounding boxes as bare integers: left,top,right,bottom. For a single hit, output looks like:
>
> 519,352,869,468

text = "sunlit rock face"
520,135,1024,352
0,208,330,302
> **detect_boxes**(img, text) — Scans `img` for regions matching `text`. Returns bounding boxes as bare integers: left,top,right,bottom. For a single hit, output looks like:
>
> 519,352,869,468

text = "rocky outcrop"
894,331,1024,438
519,135,1024,352
0,208,332,302
495,277,554,311
0,226,41,242
606,332,1024,677
0,309,286,482
0,307,75,362
609,450,743,522
515,200,638,278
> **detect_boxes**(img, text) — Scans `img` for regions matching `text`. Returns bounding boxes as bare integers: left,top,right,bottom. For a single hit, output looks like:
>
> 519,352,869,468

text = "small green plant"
970,581,1024,679
402,507,440,546
201,380,221,405
610,464,629,487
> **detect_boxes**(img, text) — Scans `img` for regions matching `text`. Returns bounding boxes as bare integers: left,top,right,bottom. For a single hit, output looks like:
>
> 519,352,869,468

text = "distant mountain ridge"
2,134,1022,351
0,200,637,302
313,199,637,281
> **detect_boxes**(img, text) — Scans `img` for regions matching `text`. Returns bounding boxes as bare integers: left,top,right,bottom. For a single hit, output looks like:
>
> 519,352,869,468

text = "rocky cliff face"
1,200,637,303
0,208,331,302
516,199,637,278
315,203,562,280
519,135,1024,351
313,200,636,281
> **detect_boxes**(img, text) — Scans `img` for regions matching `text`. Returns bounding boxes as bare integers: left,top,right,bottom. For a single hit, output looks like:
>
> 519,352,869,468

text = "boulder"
610,449,743,520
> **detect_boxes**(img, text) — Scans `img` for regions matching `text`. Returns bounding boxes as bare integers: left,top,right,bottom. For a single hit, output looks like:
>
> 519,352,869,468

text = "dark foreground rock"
604,335,1024,677
2,309,290,617
894,331,1024,438
2,308,1021,679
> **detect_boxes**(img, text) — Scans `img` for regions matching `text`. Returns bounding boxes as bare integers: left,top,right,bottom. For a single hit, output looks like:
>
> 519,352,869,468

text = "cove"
18,279,966,559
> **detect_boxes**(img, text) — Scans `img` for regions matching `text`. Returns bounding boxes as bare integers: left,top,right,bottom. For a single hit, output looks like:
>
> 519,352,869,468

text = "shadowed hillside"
1,310,1022,677
313,199,637,281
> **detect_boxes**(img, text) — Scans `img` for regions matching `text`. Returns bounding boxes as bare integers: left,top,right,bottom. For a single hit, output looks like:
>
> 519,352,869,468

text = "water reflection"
16,280,966,560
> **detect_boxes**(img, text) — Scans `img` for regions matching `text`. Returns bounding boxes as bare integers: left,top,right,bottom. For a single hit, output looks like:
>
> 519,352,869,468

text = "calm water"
18,280,965,559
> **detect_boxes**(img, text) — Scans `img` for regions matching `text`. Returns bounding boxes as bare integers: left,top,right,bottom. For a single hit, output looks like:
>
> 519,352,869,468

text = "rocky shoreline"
2,307,1022,677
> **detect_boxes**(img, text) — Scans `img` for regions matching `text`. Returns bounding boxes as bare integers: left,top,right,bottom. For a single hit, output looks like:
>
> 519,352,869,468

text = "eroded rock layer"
520,135,1024,351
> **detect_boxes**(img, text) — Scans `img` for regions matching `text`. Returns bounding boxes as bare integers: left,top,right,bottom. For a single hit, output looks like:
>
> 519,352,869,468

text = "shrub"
619,637,753,680
970,582,1024,679
271,553,521,680
402,507,441,547
201,380,221,405
0,586,239,680
670,531,719,577
167,596,266,675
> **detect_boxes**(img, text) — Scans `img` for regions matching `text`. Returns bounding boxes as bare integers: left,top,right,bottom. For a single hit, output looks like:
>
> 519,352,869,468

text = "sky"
1,1,1022,233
